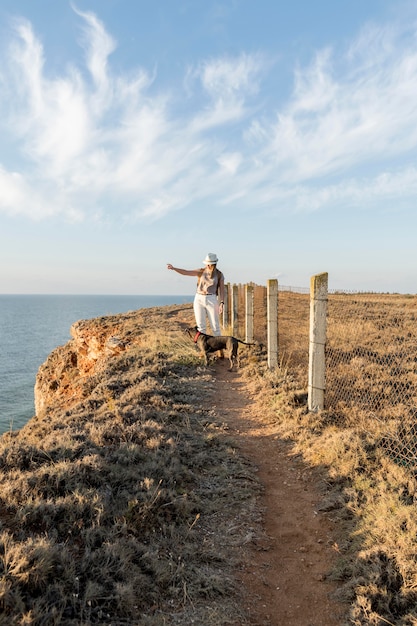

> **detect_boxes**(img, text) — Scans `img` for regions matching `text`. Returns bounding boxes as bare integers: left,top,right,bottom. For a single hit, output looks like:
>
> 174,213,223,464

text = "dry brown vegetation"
0,305,262,625
240,291,417,626
242,362,417,626
2,296,417,625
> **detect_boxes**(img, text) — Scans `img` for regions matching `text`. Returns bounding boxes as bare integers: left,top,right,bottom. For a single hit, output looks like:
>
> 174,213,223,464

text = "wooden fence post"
245,284,254,343
223,283,230,330
267,279,278,369
231,284,239,337
308,272,328,411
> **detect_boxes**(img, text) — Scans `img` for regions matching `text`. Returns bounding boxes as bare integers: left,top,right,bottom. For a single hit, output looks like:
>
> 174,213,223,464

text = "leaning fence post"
308,272,328,411
231,284,239,337
267,279,278,369
245,284,254,343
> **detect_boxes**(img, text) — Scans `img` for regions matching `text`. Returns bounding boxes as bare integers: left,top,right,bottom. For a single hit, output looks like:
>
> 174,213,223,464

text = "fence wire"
233,284,268,343
229,284,417,469
233,284,310,382
326,293,417,468
277,288,309,378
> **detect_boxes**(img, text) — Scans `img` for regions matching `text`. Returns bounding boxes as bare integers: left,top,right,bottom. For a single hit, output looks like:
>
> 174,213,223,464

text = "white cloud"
260,21,417,184
1,9,417,222
0,168,31,213
71,4,116,99
5,18,91,172
199,53,262,99
0,166,83,220
217,152,242,175
187,53,263,132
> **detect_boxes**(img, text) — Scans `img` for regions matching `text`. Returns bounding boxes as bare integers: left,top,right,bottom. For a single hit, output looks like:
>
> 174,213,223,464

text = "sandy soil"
211,359,346,626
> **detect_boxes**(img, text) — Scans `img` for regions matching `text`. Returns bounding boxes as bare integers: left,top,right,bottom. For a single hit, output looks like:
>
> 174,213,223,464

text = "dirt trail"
212,360,346,626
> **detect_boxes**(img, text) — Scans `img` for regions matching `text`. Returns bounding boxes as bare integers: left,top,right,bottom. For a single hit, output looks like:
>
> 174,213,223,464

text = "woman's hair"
207,264,217,278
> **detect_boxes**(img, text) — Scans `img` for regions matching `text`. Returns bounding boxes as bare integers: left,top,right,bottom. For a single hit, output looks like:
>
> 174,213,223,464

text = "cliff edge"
0,304,260,625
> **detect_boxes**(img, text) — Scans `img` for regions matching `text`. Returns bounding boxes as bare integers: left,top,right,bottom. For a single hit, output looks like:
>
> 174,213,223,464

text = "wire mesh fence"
326,292,417,468
231,283,310,384
231,283,267,342
277,287,309,380
227,283,417,469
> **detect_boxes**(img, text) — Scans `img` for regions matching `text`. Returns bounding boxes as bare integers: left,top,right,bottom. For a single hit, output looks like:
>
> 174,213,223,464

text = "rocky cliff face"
34,316,129,417
33,303,193,419
36,305,170,419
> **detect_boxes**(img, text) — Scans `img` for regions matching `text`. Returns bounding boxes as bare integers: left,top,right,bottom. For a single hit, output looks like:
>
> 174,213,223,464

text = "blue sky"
0,0,416,295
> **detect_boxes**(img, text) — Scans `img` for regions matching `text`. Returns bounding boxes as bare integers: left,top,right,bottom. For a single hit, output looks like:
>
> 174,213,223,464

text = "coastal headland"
3,302,410,625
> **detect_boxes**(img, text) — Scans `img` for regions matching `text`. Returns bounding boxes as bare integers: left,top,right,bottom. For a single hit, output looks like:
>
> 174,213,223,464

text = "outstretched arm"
167,264,201,277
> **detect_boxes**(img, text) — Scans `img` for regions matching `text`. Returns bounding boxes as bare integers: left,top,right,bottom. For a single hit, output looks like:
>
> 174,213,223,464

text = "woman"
167,253,225,336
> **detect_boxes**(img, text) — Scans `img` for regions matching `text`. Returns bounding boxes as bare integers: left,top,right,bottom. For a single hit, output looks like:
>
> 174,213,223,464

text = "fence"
222,278,312,388
222,276,417,469
326,291,417,468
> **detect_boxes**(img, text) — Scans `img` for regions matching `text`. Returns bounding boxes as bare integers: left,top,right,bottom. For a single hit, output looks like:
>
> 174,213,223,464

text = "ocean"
0,295,193,434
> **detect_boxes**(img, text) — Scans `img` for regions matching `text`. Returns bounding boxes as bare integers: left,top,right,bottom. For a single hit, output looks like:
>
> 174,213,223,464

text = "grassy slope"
241,352,417,626
0,305,261,625
1,302,417,625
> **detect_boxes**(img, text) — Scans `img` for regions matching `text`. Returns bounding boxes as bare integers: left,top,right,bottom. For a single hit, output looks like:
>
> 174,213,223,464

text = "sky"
0,0,416,295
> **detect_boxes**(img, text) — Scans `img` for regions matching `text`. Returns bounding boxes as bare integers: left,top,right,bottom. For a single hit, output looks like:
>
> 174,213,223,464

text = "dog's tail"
237,339,255,346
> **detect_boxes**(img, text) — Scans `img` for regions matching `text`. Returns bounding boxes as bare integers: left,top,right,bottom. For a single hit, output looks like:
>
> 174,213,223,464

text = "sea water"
0,295,193,434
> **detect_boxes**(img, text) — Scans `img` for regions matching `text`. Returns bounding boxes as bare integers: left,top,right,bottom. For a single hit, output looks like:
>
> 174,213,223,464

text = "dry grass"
3,295,417,625
238,292,417,626
239,362,417,625
0,306,261,625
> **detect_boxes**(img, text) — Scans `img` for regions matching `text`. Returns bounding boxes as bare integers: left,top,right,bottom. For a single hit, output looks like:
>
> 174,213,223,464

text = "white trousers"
193,293,221,336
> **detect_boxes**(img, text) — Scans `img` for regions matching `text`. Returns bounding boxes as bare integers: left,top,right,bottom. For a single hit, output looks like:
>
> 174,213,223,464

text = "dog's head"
184,326,199,340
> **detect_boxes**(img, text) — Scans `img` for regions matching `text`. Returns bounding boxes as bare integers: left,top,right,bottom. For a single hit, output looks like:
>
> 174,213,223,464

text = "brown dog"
185,326,254,371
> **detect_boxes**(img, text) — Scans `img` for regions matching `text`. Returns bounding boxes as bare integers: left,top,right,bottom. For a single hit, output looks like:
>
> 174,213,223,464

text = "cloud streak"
1,8,417,221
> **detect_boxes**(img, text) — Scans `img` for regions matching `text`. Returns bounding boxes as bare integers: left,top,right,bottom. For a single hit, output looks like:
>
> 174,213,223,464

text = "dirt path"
212,360,346,626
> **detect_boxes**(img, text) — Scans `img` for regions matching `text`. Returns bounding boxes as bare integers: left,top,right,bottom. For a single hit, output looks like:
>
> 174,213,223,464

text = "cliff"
34,313,130,418
0,304,259,625
34,303,195,418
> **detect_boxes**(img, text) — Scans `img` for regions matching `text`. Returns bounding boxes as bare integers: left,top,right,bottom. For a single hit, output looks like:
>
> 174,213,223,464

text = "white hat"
203,253,218,265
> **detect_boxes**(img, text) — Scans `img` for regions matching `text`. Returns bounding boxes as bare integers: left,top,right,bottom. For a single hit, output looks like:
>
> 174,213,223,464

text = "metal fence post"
267,279,278,369
308,273,328,411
